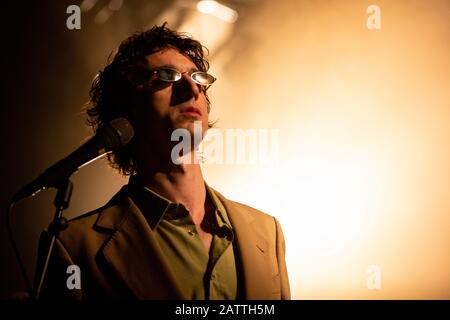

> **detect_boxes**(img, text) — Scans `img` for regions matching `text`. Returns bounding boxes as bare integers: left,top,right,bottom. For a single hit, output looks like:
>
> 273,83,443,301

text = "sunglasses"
152,67,216,89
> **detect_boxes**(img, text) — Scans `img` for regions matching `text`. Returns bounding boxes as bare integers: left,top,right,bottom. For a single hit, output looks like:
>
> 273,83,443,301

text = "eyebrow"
155,64,199,73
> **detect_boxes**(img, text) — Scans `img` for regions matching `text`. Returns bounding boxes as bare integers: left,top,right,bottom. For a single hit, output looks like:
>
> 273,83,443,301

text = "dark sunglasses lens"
156,68,180,82
192,72,216,86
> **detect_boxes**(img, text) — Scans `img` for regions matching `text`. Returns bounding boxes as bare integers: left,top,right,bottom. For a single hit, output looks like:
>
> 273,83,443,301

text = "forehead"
144,47,197,70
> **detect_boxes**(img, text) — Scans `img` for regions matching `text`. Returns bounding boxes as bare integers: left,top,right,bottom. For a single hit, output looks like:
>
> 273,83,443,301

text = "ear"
126,72,149,89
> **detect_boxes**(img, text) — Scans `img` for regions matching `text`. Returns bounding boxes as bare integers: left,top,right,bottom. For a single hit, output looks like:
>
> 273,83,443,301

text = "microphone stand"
32,178,73,300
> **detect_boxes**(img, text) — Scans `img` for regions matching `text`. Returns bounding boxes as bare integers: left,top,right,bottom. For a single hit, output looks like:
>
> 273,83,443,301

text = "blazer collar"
213,191,273,300
95,186,184,299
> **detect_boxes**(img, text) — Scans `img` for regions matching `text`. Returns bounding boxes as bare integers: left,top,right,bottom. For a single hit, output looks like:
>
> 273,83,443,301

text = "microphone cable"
6,199,33,297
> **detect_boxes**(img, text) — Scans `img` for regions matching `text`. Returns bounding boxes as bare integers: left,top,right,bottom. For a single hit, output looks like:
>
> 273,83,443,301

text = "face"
132,47,210,153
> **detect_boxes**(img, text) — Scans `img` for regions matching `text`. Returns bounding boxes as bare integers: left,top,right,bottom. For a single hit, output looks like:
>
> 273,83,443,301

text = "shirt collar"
205,182,233,232
128,176,232,234
128,175,188,229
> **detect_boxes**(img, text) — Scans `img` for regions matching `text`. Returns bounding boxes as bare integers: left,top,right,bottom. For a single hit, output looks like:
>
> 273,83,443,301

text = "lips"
179,106,202,117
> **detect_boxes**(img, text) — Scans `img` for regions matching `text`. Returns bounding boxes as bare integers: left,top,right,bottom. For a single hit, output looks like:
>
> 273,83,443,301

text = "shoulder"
210,187,281,229
55,186,131,257
67,186,129,227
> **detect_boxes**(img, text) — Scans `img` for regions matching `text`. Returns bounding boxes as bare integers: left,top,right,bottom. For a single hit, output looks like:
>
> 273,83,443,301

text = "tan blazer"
38,186,290,300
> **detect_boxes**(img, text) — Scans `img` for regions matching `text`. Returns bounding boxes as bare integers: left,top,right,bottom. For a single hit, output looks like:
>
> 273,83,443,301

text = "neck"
135,151,206,224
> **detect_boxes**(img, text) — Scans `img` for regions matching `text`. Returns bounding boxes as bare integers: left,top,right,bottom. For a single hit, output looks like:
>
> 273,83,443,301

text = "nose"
170,72,203,106
181,72,201,100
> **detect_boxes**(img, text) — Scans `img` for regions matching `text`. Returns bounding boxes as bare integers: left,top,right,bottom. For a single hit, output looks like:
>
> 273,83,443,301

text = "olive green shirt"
128,178,237,299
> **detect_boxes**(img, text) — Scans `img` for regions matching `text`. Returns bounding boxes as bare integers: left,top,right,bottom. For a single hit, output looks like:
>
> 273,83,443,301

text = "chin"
175,117,206,133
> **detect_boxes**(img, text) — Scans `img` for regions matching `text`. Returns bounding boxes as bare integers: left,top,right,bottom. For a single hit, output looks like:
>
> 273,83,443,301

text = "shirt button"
188,229,195,236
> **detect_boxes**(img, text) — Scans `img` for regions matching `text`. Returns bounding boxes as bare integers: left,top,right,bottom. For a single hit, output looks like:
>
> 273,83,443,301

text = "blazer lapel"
214,191,273,299
97,192,184,299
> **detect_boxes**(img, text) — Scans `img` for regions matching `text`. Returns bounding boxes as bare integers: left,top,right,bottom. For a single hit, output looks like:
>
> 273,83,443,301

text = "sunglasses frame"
151,67,216,89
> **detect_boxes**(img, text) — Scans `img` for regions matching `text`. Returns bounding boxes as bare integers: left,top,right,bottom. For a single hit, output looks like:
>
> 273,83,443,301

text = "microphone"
12,117,134,202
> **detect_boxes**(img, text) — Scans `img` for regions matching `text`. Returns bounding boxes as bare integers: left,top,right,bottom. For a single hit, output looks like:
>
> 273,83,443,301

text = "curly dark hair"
86,23,213,176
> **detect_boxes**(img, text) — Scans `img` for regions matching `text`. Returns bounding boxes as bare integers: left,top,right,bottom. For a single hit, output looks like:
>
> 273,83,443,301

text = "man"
38,24,290,300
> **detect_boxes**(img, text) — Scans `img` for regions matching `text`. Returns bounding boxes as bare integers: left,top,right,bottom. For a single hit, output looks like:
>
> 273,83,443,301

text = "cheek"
201,96,210,123
198,94,209,113
150,90,171,116
131,91,170,135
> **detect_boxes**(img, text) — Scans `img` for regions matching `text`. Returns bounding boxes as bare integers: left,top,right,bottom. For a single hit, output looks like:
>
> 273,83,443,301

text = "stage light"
197,0,238,23
80,0,97,12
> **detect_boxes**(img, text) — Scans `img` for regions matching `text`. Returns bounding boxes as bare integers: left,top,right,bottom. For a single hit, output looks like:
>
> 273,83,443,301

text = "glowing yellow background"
203,0,450,299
